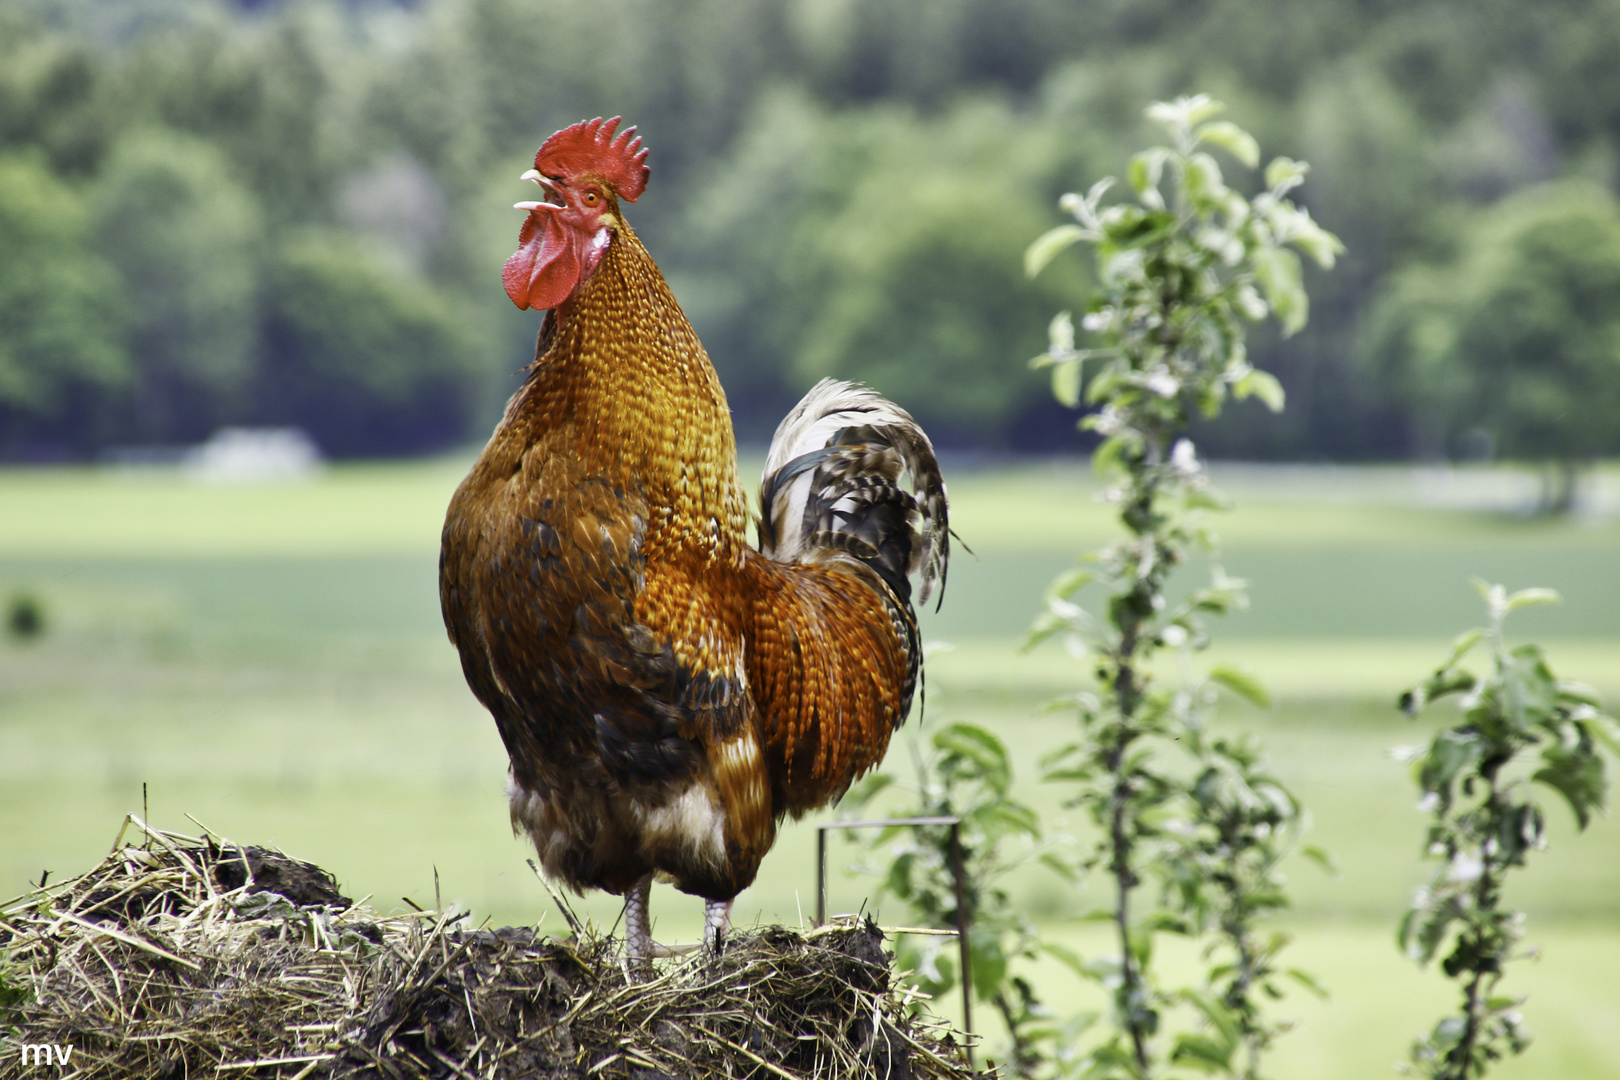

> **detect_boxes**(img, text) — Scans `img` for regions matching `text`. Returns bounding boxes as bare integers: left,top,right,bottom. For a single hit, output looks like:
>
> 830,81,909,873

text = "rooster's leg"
703,898,732,954
624,872,655,967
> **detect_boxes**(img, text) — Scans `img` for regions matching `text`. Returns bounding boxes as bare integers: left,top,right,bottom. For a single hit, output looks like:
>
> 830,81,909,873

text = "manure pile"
0,819,974,1080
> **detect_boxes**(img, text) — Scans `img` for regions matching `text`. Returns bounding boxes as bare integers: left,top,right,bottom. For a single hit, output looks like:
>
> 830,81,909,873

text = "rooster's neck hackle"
513,219,750,563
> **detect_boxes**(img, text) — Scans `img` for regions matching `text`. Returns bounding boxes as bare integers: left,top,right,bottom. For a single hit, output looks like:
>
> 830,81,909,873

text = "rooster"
440,117,948,960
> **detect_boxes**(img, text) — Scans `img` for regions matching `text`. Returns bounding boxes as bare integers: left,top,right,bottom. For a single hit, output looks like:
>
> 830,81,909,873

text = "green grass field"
1,459,1616,1076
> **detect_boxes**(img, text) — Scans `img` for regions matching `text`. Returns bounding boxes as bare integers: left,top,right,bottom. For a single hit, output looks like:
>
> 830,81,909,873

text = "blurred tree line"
3,0,1620,461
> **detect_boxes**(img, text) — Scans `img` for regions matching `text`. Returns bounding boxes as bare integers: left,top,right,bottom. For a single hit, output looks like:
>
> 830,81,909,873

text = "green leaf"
1090,431,1140,479
1025,224,1086,279
1037,940,1091,979
1472,577,1503,605
1422,729,1483,792
1500,645,1560,728
1506,587,1561,612
1038,739,1084,765
1046,567,1096,602
1194,120,1260,169
1443,629,1486,670
1496,802,1544,863
885,852,914,900
933,723,1011,792
1232,368,1286,412
1038,851,1079,881
1301,845,1338,876
1148,93,1224,131
969,800,1042,842
1289,212,1344,269
1126,921,1156,967
1171,1033,1235,1073
1286,967,1330,999
1185,485,1232,511
1558,680,1605,709
1184,96,1225,126
1264,155,1308,193
1397,907,1419,957
1181,988,1242,1050
899,937,953,998
1048,309,1075,353
1584,712,1620,757
1073,907,1120,925
1184,152,1228,203
1534,743,1606,830
1083,359,1127,404
1208,665,1271,708
1127,148,1170,210
1104,208,1177,249
966,927,1008,1001
1400,667,1477,715
1402,901,1461,966
1021,615,1064,652
1252,246,1307,335
1052,358,1083,408
1088,1043,1140,1070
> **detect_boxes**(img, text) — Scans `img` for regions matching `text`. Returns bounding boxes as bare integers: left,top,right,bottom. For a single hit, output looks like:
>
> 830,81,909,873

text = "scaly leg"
623,876,706,968
624,872,655,969
703,897,732,954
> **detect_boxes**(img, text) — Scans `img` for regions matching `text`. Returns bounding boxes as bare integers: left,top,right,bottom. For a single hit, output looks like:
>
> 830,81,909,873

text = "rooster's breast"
440,446,770,899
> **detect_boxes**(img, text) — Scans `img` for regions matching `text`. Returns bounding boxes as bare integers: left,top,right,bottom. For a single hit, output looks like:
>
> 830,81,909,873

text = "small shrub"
1023,94,1339,1078
5,592,45,641
1398,582,1616,1079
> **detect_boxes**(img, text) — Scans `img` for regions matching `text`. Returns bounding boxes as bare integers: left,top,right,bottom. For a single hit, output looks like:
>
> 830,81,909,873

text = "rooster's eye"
584,191,600,206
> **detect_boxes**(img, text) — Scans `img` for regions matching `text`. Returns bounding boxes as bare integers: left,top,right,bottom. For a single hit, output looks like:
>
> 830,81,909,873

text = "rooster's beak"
515,169,564,213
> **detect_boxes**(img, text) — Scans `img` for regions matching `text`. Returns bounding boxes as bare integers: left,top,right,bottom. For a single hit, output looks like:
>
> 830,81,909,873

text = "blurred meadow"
2,460,1617,1078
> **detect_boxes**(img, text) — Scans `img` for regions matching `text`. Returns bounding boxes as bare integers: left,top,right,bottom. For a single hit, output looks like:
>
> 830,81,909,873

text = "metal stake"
948,820,973,1050
817,827,828,925
815,816,973,1066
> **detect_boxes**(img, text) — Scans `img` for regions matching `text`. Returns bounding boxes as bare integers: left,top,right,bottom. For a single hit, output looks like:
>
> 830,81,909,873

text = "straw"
0,817,976,1080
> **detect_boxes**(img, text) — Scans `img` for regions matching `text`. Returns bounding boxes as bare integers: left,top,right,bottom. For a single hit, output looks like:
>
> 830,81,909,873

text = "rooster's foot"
703,898,732,955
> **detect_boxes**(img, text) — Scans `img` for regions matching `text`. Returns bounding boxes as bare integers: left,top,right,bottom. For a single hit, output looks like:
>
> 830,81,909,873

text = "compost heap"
0,819,973,1080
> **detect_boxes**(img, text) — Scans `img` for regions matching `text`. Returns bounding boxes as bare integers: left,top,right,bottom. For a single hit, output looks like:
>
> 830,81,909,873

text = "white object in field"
184,428,323,484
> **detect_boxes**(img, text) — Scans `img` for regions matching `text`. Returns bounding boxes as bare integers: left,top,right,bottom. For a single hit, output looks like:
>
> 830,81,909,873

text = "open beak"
514,169,565,212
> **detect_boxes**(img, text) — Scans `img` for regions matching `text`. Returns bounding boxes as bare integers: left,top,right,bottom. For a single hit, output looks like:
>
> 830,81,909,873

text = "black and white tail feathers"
757,379,950,726
758,378,946,709
758,378,950,612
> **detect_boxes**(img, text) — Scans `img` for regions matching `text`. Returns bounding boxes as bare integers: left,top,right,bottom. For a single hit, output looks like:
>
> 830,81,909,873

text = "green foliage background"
5,0,1620,459
1366,183,1620,502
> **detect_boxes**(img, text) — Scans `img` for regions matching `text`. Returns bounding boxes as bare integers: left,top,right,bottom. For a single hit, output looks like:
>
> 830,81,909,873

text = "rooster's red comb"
534,116,649,202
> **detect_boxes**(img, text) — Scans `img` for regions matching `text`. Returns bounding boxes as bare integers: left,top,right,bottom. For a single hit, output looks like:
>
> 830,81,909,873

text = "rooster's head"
504,116,650,311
